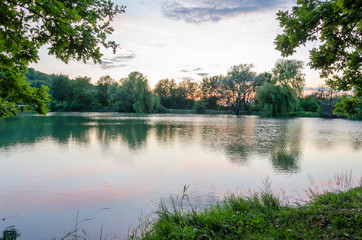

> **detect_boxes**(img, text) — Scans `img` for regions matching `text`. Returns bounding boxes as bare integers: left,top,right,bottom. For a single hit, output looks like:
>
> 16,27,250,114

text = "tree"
25,68,53,88
271,59,306,95
96,75,115,106
275,0,361,115
69,76,96,110
313,86,340,118
257,84,298,117
51,75,71,107
299,95,319,112
153,79,198,109
154,79,177,99
200,75,223,109
178,80,200,100
117,72,156,113
0,0,125,118
221,64,257,115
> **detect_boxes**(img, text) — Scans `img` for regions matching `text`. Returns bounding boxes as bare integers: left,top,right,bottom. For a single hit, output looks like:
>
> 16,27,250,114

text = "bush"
193,101,207,114
299,95,319,112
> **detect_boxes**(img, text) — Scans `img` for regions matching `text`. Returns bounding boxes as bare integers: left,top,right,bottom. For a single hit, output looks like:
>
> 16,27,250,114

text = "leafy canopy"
0,0,125,118
222,64,258,115
272,59,305,95
275,0,361,114
257,84,298,117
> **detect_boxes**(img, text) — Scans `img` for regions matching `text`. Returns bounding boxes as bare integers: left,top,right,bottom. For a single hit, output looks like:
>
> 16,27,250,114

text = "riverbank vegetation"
129,177,362,240
24,60,361,119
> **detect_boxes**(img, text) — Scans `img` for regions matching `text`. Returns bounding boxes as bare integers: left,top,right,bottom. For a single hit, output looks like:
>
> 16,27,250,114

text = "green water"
0,113,361,239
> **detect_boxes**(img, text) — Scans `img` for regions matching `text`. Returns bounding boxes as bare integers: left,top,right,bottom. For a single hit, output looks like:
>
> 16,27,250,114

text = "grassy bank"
130,183,362,240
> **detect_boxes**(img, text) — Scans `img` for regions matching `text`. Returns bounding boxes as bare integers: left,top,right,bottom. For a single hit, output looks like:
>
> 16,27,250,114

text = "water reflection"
1,226,20,240
261,120,302,173
96,120,151,150
1,114,360,174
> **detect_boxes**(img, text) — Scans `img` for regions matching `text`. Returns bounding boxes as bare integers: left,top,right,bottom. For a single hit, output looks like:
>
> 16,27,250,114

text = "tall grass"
129,173,362,240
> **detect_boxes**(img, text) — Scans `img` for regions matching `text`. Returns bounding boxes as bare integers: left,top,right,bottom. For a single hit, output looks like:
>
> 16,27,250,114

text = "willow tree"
0,0,125,118
257,84,298,117
272,59,305,95
118,72,155,113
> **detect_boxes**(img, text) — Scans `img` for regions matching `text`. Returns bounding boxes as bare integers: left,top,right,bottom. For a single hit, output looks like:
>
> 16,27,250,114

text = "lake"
0,113,361,239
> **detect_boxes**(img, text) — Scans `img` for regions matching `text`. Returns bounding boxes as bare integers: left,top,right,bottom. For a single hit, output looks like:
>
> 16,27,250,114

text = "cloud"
180,66,209,79
180,76,195,81
161,0,289,23
100,53,136,70
197,72,209,77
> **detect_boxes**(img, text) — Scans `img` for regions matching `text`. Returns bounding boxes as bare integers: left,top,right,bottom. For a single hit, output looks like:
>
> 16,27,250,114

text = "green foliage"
275,0,361,115
193,101,207,114
272,59,305,95
0,68,50,118
334,95,362,119
51,75,71,107
153,95,167,113
0,0,125,118
257,84,298,117
68,77,96,110
299,95,319,112
153,79,177,99
130,185,362,240
200,75,223,109
115,72,157,113
96,75,115,106
25,68,54,88
222,64,258,115
153,79,196,109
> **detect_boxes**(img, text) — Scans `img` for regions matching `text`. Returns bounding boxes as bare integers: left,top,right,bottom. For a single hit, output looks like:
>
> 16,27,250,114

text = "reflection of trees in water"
314,127,362,152
96,120,151,150
314,129,336,150
224,144,250,166
1,115,360,173
153,121,199,148
0,116,52,147
52,116,93,144
0,116,151,151
118,120,150,149
0,115,97,147
350,132,362,151
199,117,255,166
154,123,177,144
255,119,302,173
198,117,302,173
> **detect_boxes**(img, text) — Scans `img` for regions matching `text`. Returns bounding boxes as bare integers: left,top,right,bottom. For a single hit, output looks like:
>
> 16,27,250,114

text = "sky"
30,0,324,88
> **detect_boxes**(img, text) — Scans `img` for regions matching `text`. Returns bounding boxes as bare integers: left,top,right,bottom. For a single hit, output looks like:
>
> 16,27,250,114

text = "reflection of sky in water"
0,113,361,239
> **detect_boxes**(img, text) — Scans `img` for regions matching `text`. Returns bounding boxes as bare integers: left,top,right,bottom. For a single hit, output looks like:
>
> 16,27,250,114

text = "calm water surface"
0,113,361,239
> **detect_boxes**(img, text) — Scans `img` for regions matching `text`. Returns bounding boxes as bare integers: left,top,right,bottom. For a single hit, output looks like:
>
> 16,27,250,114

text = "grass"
129,175,362,240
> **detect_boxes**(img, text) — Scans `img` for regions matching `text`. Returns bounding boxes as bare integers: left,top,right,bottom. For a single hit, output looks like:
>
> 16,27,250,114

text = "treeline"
25,69,165,113
25,59,359,118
